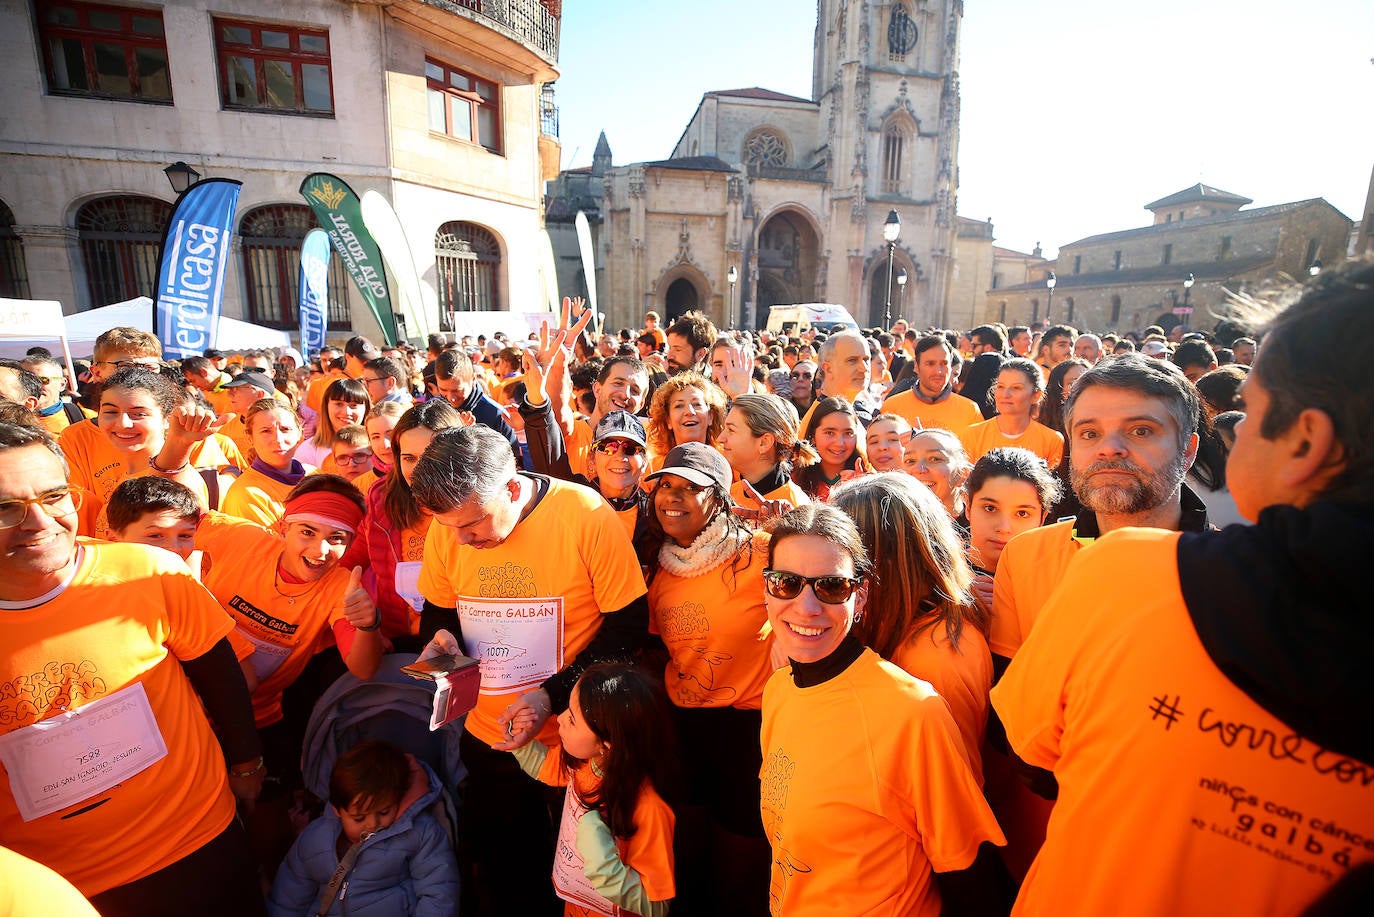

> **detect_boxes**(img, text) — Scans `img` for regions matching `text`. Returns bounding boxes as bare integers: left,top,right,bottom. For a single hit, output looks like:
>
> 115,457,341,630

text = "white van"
765,303,860,336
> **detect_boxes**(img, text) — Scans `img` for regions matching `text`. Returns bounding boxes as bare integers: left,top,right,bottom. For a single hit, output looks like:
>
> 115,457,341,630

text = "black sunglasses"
762,569,863,603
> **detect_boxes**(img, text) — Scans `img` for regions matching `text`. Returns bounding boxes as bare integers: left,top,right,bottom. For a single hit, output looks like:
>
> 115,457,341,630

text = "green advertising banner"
299,173,398,345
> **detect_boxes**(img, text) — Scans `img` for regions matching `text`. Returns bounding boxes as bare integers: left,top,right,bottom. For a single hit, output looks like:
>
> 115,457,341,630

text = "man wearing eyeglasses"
0,422,266,915
360,355,413,407
19,355,86,435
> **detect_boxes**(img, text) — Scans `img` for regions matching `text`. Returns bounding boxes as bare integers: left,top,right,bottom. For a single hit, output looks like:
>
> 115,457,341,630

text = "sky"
554,0,1373,259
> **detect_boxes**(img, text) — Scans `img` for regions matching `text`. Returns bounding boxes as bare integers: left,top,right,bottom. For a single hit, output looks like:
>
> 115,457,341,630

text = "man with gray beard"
988,353,1211,670
981,353,1213,879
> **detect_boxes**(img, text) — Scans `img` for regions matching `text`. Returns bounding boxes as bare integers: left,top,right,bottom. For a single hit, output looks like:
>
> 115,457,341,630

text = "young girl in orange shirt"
510,663,678,917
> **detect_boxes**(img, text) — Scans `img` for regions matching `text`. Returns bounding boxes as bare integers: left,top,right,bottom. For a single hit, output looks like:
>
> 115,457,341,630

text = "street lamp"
882,210,901,329
1183,272,1195,309
1309,259,1322,277
163,161,200,194
1045,271,1057,324
896,269,908,323
727,265,738,329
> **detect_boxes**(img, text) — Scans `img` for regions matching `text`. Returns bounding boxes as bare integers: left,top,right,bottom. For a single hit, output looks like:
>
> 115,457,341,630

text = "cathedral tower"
814,0,962,327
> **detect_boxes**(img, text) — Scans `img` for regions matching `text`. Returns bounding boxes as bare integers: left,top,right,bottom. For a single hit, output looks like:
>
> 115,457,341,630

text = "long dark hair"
382,400,462,530
794,396,863,497
563,664,680,839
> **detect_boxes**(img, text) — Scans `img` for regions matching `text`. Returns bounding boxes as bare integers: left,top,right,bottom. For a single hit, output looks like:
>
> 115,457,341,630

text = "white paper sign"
457,595,564,695
394,561,425,612
237,628,292,681
0,682,169,822
553,785,619,916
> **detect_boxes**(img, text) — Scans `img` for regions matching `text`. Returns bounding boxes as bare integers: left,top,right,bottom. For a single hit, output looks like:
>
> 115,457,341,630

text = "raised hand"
731,478,791,526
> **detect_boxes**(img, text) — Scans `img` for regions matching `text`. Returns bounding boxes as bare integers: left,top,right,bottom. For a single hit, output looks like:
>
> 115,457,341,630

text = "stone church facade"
549,0,968,333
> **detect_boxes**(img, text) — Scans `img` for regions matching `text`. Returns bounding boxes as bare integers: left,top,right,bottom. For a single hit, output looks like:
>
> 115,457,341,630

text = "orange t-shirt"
760,650,1005,916
729,477,810,514
418,477,646,746
648,531,774,709
991,529,1374,916
220,464,313,528
60,419,243,507
566,418,594,481
989,519,1080,659
959,418,1064,468
0,846,101,916
195,512,348,726
891,622,993,784
0,542,237,897
880,389,984,437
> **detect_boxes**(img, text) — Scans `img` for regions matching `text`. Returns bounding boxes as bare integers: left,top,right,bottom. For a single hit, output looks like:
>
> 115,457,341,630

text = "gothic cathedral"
547,1,964,331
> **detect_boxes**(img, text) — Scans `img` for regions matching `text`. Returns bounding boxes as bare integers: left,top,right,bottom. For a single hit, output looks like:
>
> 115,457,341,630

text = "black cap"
222,369,275,392
644,442,731,491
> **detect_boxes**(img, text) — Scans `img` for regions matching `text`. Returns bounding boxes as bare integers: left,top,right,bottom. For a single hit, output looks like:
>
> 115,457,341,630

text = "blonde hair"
365,400,406,427
332,424,368,449
728,392,816,471
243,399,300,463
93,327,160,362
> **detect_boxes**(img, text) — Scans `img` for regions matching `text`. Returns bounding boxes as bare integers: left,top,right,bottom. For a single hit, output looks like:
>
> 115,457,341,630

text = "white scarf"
658,512,750,578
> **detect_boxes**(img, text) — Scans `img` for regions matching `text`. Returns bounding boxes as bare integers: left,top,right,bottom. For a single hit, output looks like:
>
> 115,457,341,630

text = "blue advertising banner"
154,178,242,360
298,228,331,357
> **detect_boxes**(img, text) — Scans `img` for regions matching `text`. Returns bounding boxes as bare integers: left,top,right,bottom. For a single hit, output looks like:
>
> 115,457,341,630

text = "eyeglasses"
789,372,813,380
333,452,374,467
593,440,645,457
762,569,863,603
94,359,157,371
35,376,64,385
0,489,82,530
361,377,386,385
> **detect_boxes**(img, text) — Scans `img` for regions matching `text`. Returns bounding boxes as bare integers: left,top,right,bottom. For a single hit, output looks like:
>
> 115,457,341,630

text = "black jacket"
1179,501,1374,766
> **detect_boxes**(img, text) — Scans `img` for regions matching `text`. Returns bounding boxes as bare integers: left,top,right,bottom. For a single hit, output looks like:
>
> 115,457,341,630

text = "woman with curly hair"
644,371,726,472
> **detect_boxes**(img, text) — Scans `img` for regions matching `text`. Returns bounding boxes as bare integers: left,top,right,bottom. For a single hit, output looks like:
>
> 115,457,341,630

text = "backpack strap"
62,402,85,424
316,838,366,917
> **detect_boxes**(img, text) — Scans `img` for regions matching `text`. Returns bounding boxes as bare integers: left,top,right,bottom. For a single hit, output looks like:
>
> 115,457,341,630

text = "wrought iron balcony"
447,0,560,60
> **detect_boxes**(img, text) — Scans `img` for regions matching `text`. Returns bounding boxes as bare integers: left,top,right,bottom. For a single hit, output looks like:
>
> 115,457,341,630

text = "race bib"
237,628,293,681
553,787,620,916
0,682,168,822
457,595,564,695
394,561,425,612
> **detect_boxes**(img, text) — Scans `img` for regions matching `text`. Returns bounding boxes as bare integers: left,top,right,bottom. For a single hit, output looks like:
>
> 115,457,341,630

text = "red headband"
283,491,363,534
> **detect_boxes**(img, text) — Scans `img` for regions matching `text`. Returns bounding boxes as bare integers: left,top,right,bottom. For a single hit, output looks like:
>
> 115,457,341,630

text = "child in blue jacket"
268,740,458,917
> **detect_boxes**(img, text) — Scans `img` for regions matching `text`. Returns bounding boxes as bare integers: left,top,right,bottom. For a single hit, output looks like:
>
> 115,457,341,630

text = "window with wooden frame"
239,204,351,330
214,17,333,115
76,195,171,307
425,58,501,153
36,1,172,102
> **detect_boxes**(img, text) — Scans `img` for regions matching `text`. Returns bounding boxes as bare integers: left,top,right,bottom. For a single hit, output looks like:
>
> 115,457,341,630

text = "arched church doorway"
756,210,819,309
665,277,699,321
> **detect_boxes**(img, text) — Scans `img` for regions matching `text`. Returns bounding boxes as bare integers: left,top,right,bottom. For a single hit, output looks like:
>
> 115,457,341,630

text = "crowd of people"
0,259,1371,916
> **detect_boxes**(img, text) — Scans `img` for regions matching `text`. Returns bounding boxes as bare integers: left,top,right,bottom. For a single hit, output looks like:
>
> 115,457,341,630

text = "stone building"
558,0,965,333
0,0,562,343
984,184,1353,334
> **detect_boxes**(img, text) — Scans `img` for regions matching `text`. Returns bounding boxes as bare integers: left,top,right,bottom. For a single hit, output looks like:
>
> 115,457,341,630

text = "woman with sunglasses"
787,359,818,417
830,473,993,780
761,503,1009,916
643,442,774,916
517,347,656,557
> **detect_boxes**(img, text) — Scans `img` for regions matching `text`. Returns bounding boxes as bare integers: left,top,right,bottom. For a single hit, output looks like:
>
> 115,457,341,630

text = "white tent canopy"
0,296,290,359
